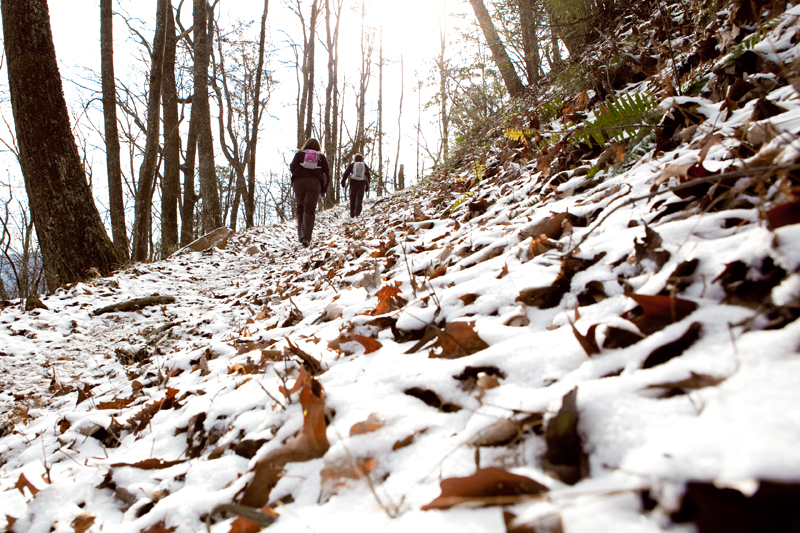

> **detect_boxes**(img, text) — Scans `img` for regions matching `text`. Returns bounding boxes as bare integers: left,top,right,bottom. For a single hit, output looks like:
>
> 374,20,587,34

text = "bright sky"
2,0,476,224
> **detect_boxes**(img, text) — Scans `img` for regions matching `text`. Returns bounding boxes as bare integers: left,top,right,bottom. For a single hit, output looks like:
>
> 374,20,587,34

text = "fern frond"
574,93,658,148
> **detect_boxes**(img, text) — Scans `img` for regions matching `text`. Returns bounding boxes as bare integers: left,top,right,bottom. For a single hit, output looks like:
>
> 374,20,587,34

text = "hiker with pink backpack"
340,153,371,218
289,138,330,247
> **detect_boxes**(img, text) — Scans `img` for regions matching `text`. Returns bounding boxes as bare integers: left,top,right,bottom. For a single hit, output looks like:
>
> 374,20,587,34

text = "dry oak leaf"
421,467,548,510
626,294,698,335
350,413,385,436
228,516,264,533
97,396,135,410
645,371,726,393
70,512,96,533
127,387,182,434
236,340,272,356
519,212,568,241
351,334,383,354
767,200,800,229
240,376,329,508
405,321,489,359
110,458,186,470
12,473,39,497
320,457,377,491
141,522,177,533
568,319,599,357
370,285,407,316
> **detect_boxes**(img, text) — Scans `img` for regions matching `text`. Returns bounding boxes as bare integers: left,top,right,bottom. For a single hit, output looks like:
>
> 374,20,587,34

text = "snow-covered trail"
0,204,347,415
3,6,800,532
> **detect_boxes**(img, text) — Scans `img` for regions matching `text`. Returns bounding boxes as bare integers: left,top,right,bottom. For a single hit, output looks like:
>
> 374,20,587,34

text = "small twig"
276,360,292,405
332,425,397,519
256,380,286,410
401,244,418,297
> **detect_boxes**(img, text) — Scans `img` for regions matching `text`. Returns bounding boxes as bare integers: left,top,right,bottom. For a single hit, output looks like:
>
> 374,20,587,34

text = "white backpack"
351,162,366,180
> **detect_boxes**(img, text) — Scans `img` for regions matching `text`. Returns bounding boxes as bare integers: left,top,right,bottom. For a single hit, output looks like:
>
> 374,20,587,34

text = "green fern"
730,14,780,59
585,165,602,180
522,194,543,209
574,93,659,148
440,191,475,219
540,97,564,121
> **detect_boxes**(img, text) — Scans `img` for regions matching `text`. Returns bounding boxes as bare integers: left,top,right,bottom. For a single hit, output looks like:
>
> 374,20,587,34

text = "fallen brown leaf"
405,321,489,359
422,467,548,510
13,473,39,497
240,376,329,508
110,458,186,470
349,413,384,436
351,334,383,354
70,512,96,533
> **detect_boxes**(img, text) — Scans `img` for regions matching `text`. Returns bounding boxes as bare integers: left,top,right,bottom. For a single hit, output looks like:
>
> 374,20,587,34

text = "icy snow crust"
4,15,800,533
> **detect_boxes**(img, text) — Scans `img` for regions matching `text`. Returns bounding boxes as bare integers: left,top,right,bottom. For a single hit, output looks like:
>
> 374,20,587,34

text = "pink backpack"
301,150,320,169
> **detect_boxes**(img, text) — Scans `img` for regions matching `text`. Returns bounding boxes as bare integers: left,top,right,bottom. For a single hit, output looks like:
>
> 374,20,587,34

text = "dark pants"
292,177,321,242
349,179,367,217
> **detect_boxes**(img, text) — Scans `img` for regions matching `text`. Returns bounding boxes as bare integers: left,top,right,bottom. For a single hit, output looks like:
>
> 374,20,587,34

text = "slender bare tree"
246,0,270,227
436,17,450,164
131,0,169,261
161,5,182,256
354,1,374,155
101,0,129,260
392,50,404,190
194,0,223,233
323,0,343,207
294,0,320,148
517,0,541,84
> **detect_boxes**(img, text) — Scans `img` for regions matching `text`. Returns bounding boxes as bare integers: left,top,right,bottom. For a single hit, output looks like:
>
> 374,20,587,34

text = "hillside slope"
3,3,800,532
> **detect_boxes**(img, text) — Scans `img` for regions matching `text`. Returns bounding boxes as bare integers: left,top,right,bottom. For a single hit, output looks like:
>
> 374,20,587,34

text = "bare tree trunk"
305,0,319,142
393,51,404,190
467,0,525,98
355,1,372,155
323,0,342,208
416,81,421,181
2,0,121,287
210,24,244,232
437,20,450,164
518,0,540,85
181,110,198,246
377,30,384,196
101,0,129,260
295,0,318,147
246,0,270,227
131,0,169,261
194,0,222,233
161,5,181,257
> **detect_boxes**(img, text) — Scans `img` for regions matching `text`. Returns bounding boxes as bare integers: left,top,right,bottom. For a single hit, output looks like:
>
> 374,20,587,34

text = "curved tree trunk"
2,0,121,288
194,0,222,234
131,0,169,261
467,0,525,98
101,0,129,260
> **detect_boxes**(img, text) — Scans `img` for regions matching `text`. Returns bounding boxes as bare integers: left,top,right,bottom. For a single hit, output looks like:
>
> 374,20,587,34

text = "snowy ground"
3,7,800,533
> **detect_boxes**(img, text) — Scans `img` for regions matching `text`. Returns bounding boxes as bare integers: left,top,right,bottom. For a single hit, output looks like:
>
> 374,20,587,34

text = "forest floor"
3,3,800,533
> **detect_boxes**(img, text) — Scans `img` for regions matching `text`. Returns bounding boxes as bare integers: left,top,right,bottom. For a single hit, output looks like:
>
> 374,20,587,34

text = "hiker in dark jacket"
340,153,371,218
290,138,330,247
